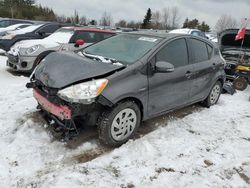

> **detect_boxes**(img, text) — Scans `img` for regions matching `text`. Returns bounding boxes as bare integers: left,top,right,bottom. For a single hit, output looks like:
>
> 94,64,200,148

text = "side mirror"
155,61,174,73
38,30,45,36
75,39,85,47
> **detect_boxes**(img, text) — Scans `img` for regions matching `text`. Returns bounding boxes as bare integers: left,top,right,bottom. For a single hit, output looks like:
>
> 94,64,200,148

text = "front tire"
97,101,141,147
203,81,222,107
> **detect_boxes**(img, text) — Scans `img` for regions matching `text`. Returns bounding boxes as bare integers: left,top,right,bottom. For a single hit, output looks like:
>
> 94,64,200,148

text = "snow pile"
0,55,249,187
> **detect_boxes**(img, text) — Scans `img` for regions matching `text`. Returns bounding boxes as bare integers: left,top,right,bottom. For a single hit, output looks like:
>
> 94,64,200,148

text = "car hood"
34,52,125,89
218,29,250,53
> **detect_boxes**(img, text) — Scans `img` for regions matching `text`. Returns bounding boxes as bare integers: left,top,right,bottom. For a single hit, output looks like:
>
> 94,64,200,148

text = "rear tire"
203,81,222,107
233,77,248,91
97,101,141,147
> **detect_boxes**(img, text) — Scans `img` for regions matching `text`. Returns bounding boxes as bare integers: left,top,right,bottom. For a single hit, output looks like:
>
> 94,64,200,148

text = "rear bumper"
33,89,72,120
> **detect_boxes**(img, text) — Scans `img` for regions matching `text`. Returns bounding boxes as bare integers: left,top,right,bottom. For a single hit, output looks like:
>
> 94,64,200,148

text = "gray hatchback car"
27,32,225,146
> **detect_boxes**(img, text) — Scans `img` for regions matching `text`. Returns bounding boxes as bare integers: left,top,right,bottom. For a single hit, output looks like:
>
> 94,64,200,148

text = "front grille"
34,80,63,105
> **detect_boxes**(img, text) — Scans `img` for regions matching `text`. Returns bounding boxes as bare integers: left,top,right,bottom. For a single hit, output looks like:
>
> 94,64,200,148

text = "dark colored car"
219,29,250,90
0,18,33,28
0,22,65,51
27,32,225,146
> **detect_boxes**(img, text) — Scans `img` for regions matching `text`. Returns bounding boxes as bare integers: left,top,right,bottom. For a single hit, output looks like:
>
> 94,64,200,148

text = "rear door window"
40,24,60,34
188,39,210,63
156,38,188,68
74,31,114,43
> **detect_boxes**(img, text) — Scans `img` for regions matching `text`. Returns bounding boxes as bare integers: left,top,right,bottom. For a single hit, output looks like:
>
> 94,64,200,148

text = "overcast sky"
37,0,250,29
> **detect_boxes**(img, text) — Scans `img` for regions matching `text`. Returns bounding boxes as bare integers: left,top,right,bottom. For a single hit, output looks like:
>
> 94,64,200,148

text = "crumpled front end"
27,78,113,140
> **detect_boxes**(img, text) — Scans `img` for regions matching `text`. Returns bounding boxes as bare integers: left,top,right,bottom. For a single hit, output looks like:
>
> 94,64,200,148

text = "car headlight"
2,34,15,40
57,79,108,103
26,45,39,55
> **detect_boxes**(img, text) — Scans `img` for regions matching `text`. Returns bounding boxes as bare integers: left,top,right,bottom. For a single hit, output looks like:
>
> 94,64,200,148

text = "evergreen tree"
141,8,152,29
89,19,97,25
197,21,210,32
182,18,210,32
0,0,56,21
182,18,189,28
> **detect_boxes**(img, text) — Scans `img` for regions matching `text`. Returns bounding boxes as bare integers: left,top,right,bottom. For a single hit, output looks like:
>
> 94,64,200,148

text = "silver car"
6,27,115,72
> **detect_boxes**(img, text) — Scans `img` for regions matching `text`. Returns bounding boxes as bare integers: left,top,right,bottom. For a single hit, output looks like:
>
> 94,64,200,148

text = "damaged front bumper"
33,89,72,120
27,82,113,140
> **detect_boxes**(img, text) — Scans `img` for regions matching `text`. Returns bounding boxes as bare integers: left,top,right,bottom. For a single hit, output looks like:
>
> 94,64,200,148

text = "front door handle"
212,63,216,70
185,71,192,78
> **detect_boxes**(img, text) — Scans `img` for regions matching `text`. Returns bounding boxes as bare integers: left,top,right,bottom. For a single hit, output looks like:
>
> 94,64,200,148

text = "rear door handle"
185,71,192,78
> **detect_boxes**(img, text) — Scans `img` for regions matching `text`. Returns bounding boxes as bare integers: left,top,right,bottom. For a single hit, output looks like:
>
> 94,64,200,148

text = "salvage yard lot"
0,55,250,187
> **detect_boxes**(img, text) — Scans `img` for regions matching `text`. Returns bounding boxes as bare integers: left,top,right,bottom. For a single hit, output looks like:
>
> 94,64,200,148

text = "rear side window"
191,31,200,37
40,24,60,34
188,39,209,63
74,31,114,43
156,38,188,68
207,44,213,58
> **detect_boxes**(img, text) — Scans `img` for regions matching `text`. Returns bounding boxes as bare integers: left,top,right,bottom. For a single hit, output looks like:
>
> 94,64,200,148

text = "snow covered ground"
0,55,250,188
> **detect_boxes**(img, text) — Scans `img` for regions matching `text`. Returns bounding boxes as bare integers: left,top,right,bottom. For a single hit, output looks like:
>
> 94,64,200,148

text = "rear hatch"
218,29,250,63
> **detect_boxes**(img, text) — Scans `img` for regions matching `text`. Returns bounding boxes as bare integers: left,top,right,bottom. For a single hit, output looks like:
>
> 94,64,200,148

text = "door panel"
148,64,194,116
148,38,194,116
187,38,216,101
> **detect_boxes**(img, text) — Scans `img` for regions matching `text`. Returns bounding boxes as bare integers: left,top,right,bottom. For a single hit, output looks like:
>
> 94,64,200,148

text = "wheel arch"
34,50,55,65
217,77,224,86
114,97,144,121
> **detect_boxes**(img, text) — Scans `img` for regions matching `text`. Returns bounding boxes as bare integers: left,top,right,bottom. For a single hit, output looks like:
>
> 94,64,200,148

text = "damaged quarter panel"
35,51,125,88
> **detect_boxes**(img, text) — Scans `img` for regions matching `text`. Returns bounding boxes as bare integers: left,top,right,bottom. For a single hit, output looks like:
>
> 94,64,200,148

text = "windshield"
42,28,74,43
0,20,10,28
84,34,162,64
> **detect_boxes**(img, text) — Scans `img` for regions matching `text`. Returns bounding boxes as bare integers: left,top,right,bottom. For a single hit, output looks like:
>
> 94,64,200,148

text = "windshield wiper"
82,52,123,66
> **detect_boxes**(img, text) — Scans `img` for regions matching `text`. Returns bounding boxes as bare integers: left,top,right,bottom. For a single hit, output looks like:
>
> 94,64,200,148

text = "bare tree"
115,20,127,28
99,11,113,26
161,7,170,29
215,15,238,33
238,17,248,28
57,15,67,23
73,9,79,24
170,6,180,29
79,16,87,25
152,10,161,29
127,21,141,29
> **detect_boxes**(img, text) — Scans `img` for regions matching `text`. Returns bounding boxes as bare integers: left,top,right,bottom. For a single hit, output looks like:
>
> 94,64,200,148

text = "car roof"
124,31,215,46
170,28,203,34
62,27,115,33
129,31,185,39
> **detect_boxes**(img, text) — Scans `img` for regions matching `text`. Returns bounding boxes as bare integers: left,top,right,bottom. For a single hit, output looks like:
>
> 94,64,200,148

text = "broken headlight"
57,79,108,103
